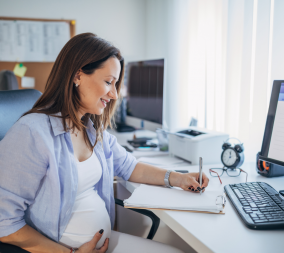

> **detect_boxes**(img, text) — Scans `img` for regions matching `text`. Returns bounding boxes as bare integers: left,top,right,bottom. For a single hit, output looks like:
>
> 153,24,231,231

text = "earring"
75,83,79,87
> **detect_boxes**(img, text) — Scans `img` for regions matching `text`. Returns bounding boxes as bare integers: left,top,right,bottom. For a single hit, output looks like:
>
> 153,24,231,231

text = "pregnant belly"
59,189,111,249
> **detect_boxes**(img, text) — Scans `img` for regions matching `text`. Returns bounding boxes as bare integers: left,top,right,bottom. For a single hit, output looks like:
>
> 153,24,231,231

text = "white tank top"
59,150,111,249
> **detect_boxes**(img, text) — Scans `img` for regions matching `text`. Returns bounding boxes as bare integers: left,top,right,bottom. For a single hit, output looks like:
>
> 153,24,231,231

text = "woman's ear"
73,70,82,85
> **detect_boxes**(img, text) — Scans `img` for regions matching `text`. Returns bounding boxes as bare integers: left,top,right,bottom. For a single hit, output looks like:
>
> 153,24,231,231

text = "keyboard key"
268,218,282,222
257,204,269,207
271,214,281,217
233,189,244,199
249,203,257,208
254,220,268,223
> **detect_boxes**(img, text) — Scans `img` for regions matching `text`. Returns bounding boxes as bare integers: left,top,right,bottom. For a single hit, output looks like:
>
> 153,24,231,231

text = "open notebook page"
124,184,225,213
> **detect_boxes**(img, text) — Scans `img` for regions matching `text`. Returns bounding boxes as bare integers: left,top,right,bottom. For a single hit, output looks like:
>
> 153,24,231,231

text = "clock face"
222,148,238,166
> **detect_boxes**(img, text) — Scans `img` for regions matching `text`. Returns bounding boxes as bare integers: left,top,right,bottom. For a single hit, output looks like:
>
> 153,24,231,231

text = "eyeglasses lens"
226,168,241,177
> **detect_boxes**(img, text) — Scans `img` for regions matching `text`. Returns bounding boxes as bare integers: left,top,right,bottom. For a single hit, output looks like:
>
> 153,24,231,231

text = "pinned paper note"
21,76,35,88
13,63,27,77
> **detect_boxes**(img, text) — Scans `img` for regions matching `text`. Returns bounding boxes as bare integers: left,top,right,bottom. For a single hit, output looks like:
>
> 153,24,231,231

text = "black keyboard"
224,182,284,229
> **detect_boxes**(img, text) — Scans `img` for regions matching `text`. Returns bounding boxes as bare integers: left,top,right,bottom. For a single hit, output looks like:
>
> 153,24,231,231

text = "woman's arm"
0,225,70,253
0,225,109,253
106,132,209,190
128,162,209,191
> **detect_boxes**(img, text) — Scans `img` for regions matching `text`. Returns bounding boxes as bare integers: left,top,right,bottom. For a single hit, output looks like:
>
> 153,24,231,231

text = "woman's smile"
100,98,110,108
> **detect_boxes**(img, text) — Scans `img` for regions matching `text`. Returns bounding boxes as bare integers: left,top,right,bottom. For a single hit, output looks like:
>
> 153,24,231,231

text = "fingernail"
197,187,202,191
202,187,205,190
191,188,194,191
99,229,104,234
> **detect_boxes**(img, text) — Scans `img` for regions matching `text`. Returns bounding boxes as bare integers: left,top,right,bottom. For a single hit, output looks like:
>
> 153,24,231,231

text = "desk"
117,162,284,253
111,130,284,253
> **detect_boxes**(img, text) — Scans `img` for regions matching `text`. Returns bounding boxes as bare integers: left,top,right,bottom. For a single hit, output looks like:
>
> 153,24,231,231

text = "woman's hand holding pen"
169,172,209,193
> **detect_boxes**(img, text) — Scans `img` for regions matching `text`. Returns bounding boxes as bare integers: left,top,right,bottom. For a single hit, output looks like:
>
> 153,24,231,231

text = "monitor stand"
115,122,136,132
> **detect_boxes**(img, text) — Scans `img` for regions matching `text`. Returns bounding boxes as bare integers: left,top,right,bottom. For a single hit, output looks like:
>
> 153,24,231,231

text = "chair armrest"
115,198,160,240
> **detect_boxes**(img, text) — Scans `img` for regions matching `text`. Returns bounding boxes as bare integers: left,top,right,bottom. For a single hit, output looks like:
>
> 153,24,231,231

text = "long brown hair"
24,33,124,149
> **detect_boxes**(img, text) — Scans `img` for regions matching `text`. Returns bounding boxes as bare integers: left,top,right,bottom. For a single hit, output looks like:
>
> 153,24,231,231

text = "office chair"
0,89,160,252
0,70,19,91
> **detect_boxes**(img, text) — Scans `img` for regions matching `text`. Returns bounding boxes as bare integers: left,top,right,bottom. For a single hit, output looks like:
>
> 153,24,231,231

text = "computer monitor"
125,59,164,125
260,80,284,166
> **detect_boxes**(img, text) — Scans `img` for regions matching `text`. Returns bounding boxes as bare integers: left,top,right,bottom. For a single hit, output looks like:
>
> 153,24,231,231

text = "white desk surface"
111,129,284,253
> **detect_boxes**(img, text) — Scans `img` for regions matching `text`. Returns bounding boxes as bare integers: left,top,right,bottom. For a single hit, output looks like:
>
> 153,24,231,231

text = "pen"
175,170,189,173
199,157,203,195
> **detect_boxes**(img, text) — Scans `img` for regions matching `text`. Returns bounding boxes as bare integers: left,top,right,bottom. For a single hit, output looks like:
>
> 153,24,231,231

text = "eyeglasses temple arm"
209,169,223,184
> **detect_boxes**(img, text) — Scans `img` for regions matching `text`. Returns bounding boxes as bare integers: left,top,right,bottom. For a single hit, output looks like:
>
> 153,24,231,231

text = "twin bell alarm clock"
221,138,245,168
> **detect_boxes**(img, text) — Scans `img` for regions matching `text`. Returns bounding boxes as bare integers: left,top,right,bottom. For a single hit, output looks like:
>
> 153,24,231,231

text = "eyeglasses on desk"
209,167,248,184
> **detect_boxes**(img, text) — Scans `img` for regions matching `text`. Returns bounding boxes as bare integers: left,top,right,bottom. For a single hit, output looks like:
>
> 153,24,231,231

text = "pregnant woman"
0,33,209,253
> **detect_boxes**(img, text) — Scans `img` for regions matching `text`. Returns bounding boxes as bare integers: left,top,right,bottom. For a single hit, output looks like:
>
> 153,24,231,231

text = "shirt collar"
49,112,66,136
49,112,97,137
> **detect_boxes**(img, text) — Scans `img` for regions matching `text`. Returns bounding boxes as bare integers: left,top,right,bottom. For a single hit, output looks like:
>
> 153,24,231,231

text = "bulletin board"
0,17,76,92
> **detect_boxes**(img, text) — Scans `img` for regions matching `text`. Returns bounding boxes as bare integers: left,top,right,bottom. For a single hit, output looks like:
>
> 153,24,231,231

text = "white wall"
0,0,146,61
145,0,192,131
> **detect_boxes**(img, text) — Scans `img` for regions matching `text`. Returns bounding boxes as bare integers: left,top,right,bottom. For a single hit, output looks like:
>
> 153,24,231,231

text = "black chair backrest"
0,70,19,90
0,89,42,141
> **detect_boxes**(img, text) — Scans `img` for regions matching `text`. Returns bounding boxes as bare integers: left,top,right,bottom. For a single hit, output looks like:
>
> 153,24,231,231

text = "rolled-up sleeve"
0,123,47,237
106,132,138,181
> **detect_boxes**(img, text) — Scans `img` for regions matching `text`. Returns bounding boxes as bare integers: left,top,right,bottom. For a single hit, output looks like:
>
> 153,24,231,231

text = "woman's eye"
105,81,112,85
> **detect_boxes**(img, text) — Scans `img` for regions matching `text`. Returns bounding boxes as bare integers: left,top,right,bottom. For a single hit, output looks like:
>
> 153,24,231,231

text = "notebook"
124,184,226,214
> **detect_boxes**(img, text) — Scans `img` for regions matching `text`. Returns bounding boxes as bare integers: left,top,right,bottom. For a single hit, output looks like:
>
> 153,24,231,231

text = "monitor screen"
125,59,164,124
260,81,284,166
267,83,284,161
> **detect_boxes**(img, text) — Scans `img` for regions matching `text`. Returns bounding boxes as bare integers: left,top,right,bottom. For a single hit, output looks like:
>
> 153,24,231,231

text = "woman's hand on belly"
76,230,109,253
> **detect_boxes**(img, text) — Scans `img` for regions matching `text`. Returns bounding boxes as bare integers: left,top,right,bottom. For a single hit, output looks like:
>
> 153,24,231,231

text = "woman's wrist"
168,171,183,187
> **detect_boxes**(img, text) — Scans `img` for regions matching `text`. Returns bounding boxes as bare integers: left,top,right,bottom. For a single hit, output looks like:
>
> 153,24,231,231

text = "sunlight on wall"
267,0,275,109
187,0,227,131
249,0,258,123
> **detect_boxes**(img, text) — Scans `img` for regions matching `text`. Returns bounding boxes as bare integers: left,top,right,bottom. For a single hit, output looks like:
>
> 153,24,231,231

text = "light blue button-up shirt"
0,113,138,241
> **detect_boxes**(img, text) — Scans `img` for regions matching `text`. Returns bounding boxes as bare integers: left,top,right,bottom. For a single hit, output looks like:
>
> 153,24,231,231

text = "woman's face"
75,57,121,117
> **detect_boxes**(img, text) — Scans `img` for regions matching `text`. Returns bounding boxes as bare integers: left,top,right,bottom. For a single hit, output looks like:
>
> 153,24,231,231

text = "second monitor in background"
126,59,164,128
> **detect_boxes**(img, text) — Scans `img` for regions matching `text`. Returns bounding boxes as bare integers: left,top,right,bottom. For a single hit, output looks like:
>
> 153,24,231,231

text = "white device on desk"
168,126,229,165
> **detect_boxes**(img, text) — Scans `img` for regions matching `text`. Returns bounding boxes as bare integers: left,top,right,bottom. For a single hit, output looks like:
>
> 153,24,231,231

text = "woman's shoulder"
11,113,54,140
1,113,53,155
17,113,51,130
19,112,49,123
